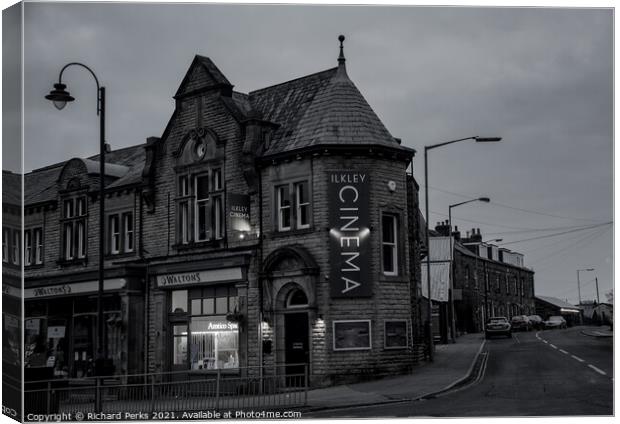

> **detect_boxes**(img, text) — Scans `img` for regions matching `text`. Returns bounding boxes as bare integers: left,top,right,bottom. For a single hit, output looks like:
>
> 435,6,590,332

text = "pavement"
303,332,485,412
580,326,613,338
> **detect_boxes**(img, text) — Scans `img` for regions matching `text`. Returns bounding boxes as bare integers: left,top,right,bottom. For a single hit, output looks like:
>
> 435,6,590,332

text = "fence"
24,364,308,416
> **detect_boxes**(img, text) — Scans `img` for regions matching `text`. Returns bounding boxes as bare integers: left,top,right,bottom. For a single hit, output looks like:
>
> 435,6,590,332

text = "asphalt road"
308,326,613,418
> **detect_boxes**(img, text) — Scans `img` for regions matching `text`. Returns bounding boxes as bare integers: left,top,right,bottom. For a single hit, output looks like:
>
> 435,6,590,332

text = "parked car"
544,315,567,329
527,315,544,330
485,317,512,339
511,315,531,331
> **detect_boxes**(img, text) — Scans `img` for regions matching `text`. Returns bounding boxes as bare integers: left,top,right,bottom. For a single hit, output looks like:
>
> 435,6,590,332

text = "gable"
175,55,232,99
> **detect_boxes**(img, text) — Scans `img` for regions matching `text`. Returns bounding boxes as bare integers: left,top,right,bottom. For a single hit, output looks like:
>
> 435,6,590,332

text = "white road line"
588,364,607,376
542,340,548,344
559,349,568,354
549,344,557,349
571,355,585,363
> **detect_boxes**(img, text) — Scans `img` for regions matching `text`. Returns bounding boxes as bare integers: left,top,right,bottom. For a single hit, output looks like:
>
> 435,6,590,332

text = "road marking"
549,344,557,349
559,349,568,354
514,334,520,344
542,340,548,344
588,364,607,376
571,355,585,363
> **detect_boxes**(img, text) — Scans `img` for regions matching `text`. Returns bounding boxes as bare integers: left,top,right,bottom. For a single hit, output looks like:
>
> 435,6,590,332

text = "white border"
383,319,408,349
332,319,372,351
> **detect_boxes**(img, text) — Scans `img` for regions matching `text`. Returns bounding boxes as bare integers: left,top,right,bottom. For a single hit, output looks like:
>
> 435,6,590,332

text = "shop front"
153,262,249,375
24,275,143,381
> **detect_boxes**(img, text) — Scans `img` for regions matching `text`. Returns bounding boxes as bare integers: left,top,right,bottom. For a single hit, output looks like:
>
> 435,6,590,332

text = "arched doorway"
282,287,309,386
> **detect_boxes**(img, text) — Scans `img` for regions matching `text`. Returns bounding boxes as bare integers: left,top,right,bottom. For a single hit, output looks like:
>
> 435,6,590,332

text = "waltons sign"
328,171,371,298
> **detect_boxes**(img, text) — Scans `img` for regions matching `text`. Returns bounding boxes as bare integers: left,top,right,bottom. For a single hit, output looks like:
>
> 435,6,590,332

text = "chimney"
452,225,461,241
434,221,450,237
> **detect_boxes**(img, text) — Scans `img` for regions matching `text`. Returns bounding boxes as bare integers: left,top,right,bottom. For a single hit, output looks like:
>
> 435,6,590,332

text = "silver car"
544,315,567,329
485,317,512,339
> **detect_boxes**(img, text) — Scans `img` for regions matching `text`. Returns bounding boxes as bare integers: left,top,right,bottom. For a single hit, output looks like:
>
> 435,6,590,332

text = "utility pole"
595,276,600,304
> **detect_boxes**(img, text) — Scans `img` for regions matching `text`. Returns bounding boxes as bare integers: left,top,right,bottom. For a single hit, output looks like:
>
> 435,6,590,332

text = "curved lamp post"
448,197,490,342
45,63,107,389
424,136,500,359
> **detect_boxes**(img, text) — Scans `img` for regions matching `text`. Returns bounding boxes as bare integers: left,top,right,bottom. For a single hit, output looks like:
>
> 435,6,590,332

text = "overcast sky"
14,3,613,304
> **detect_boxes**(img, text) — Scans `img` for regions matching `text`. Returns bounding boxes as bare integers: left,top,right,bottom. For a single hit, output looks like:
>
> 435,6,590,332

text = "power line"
530,226,610,269
485,222,609,236
427,185,607,223
499,222,612,246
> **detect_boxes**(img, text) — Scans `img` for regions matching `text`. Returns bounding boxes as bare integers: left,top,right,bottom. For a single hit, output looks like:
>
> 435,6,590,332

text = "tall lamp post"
576,268,595,305
45,63,107,383
424,136,501,360
448,197,490,342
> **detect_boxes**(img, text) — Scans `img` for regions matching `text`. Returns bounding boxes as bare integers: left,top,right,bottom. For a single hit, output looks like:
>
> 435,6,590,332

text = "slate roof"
24,144,146,206
3,171,21,206
536,295,582,310
249,63,408,157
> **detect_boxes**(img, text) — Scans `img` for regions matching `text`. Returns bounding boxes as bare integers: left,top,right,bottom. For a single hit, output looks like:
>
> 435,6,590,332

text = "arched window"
286,289,309,309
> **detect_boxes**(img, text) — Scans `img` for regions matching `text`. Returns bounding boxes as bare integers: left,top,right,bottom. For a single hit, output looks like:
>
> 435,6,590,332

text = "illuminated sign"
228,193,251,237
328,171,371,298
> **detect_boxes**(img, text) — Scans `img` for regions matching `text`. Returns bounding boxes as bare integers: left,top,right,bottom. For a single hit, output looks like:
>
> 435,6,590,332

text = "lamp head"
45,83,75,110
475,137,502,142
478,197,490,203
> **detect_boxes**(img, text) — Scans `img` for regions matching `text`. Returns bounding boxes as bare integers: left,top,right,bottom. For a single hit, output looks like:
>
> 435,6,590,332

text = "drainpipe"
258,159,265,385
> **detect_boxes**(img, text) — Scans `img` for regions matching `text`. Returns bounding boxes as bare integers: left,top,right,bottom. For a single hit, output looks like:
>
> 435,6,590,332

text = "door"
284,313,309,386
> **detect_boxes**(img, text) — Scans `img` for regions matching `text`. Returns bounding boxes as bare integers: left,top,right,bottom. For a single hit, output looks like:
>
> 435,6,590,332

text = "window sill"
173,239,225,251
57,258,88,267
379,273,409,283
269,227,315,238
105,251,136,260
25,263,45,270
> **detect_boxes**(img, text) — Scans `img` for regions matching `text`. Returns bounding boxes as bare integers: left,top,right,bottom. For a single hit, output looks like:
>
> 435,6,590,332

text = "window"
275,180,311,232
108,212,134,255
382,213,398,276
62,197,87,261
2,227,8,263
171,290,188,313
110,215,120,254
12,230,20,265
384,320,408,349
505,275,510,294
34,228,43,264
24,230,32,266
177,169,224,245
188,285,239,370
295,181,310,229
276,185,291,231
123,213,134,252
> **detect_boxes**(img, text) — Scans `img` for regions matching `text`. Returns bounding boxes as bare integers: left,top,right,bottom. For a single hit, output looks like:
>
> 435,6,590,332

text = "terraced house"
20,37,425,388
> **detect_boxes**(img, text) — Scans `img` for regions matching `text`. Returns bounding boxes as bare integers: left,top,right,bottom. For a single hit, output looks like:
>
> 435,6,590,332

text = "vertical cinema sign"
329,171,371,298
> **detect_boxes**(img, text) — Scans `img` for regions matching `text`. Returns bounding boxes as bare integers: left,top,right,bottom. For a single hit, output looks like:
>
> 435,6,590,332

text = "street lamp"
576,268,595,305
483,238,502,244
424,136,501,359
45,63,107,386
448,197,490,342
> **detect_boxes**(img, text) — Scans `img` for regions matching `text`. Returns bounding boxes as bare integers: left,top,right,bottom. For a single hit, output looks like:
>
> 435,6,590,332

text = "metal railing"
24,364,308,415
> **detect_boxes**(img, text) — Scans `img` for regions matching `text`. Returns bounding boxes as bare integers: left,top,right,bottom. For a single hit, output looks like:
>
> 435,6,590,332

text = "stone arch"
262,245,319,277
275,282,310,311
174,127,221,167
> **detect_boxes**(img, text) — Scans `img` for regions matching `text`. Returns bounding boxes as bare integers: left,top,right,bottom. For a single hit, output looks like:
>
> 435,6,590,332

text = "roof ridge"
249,67,337,95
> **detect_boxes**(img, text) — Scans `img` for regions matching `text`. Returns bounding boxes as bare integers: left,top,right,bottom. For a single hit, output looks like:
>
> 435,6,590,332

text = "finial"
338,35,346,66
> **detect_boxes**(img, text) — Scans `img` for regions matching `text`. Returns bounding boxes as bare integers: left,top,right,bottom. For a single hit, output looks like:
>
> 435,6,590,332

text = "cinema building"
21,38,423,387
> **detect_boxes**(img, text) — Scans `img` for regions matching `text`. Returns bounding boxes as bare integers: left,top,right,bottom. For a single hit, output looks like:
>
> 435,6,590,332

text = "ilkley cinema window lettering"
62,197,87,260
177,169,224,245
276,180,311,232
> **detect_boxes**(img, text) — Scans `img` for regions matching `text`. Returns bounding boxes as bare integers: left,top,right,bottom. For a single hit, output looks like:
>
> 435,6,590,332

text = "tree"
605,288,613,303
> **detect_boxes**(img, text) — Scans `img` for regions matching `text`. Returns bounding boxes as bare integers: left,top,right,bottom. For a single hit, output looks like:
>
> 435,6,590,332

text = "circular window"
286,289,309,308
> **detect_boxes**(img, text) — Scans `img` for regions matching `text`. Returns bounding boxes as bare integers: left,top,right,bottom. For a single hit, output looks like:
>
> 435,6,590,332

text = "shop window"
171,290,188,314
173,325,188,366
176,168,225,245
275,180,311,232
381,213,398,276
187,285,239,370
108,212,134,255
384,320,408,349
2,227,8,263
62,196,87,261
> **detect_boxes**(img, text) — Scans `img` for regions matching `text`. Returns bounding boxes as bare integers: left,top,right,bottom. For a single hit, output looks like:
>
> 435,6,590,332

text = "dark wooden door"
284,313,309,386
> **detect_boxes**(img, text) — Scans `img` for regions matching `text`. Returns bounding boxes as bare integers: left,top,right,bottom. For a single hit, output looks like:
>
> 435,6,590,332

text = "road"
307,327,613,418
